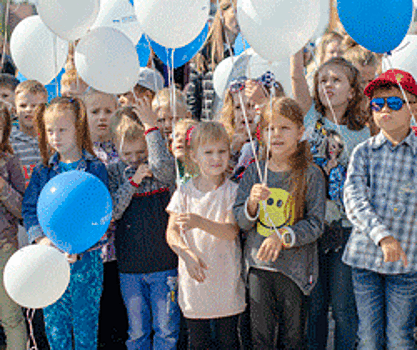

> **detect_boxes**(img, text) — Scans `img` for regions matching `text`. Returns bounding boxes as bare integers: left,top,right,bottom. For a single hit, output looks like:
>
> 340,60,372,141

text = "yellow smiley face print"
257,188,295,238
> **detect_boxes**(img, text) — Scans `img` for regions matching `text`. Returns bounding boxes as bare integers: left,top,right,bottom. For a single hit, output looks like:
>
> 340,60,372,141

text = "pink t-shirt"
167,179,246,319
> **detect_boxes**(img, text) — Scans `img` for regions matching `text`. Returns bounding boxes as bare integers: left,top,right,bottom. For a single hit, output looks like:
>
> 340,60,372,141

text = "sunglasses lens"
371,98,384,111
387,97,403,111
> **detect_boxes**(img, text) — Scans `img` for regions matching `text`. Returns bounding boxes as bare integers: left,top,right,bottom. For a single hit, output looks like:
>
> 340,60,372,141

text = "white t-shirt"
167,179,246,319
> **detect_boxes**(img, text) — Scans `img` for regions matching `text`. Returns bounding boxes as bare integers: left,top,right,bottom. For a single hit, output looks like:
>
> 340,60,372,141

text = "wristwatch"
280,228,293,248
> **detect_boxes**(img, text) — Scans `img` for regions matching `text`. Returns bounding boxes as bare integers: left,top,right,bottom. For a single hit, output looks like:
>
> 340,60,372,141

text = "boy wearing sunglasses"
342,69,417,349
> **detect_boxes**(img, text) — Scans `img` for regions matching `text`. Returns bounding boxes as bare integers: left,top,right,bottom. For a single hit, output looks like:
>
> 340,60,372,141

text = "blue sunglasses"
370,96,406,112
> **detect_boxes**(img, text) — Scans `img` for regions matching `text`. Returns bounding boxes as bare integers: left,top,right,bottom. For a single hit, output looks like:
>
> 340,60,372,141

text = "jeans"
43,250,103,350
307,234,358,350
352,268,417,350
119,269,180,350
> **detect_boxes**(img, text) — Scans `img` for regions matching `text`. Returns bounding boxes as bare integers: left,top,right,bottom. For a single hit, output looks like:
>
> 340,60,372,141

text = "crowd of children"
0,2,416,350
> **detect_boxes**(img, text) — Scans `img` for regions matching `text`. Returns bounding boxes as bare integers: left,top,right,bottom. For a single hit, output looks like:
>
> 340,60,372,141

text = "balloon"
75,27,140,94
310,0,330,43
10,16,68,85
18,69,65,102
91,0,143,44
382,35,417,78
4,245,70,309
136,35,152,67
135,0,210,48
337,0,413,54
237,0,321,62
149,23,209,68
234,33,251,56
37,170,112,254
213,57,235,99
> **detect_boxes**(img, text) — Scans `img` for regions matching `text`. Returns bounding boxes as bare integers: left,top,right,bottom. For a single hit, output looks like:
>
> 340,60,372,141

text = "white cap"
136,67,165,93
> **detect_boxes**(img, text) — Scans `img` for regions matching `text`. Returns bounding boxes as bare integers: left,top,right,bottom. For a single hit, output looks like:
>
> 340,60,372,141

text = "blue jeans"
43,250,103,350
307,237,358,350
119,269,180,350
352,268,417,350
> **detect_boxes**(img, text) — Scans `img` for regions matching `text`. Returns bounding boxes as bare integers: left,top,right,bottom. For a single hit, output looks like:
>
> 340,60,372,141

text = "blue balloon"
37,171,112,254
337,0,413,54
149,23,209,68
234,33,250,56
136,35,151,67
18,69,64,102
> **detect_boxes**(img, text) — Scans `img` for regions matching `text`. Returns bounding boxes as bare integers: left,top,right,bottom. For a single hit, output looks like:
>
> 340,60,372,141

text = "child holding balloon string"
166,121,245,350
0,102,28,350
291,52,370,349
107,97,180,350
233,97,326,349
22,96,108,350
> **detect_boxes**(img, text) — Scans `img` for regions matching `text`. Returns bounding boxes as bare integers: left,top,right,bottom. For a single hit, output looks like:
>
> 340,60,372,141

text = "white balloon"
135,0,210,48
37,0,100,41
92,0,143,44
4,245,70,309
310,0,330,43
237,0,321,62
75,27,140,94
10,16,68,85
383,35,417,78
213,57,235,99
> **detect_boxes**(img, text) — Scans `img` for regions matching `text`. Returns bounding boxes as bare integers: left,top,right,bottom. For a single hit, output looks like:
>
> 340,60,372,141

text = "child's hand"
131,164,152,185
133,98,158,129
257,234,282,262
175,213,202,231
65,253,78,264
37,237,53,246
183,249,208,283
379,236,408,267
245,80,267,106
247,184,271,216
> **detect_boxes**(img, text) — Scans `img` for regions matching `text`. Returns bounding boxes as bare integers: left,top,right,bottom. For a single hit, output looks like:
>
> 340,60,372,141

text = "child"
22,96,108,349
291,53,370,350
0,73,19,115
0,102,28,349
166,121,245,349
107,98,179,350
343,69,417,348
10,80,48,187
171,118,199,183
152,87,190,140
118,67,164,107
233,97,325,349
60,69,89,98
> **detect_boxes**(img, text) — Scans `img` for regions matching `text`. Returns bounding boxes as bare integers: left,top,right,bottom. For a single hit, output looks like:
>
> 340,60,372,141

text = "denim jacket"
22,152,108,245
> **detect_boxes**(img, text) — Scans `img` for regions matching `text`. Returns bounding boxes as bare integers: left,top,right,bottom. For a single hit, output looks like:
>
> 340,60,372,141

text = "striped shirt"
343,130,417,274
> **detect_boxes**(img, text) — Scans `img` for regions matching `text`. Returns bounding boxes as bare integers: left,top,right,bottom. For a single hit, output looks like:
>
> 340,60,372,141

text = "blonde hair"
35,96,95,167
0,102,13,155
110,107,144,144
193,0,237,72
61,69,87,87
260,97,312,223
190,120,230,151
174,118,199,177
15,80,47,98
318,31,344,65
152,87,188,116
82,87,118,109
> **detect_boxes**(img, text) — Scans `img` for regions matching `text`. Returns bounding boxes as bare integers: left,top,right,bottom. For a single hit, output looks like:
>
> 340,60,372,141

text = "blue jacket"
22,152,108,244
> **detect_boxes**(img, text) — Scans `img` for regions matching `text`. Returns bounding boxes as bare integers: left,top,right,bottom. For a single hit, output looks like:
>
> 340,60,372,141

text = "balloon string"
26,308,38,350
53,35,58,98
385,53,416,125
1,0,10,71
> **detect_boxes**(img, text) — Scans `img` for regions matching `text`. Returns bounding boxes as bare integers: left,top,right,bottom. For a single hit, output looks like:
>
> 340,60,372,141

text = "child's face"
232,94,257,136
118,92,134,108
318,65,353,111
118,137,148,168
85,93,117,142
156,107,174,139
371,88,414,137
191,140,230,178
44,109,79,159
328,137,342,158
322,40,342,64
16,92,47,131
264,114,304,162
0,86,15,113
172,125,187,161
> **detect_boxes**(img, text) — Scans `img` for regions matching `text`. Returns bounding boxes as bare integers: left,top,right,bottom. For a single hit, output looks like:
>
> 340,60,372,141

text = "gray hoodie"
233,161,326,295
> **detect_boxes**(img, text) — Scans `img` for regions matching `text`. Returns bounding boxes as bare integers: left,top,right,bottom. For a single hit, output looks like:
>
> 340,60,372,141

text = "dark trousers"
186,314,240,350
98,261,129,349
24,309,50,350
248,268,307,350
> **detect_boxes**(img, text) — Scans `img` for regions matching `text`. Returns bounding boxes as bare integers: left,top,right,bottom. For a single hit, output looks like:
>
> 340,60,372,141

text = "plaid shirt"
343,130,417,274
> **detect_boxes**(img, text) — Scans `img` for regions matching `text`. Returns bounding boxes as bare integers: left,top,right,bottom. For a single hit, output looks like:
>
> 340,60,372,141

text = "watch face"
283,233,291,244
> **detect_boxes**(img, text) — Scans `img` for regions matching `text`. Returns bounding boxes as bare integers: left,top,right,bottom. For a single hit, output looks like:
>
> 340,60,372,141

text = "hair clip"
186,125,196,146
229,76,247,93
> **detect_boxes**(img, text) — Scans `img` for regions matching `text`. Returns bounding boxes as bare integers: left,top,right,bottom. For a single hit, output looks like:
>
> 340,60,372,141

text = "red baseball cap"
364,69,417,98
